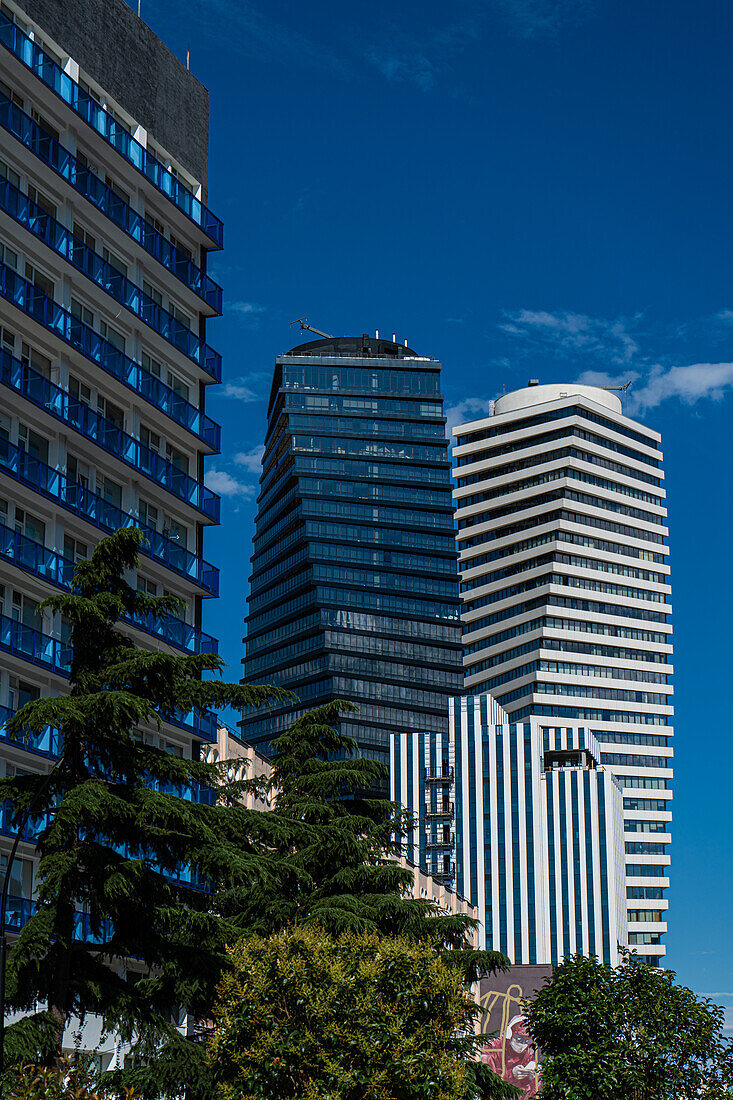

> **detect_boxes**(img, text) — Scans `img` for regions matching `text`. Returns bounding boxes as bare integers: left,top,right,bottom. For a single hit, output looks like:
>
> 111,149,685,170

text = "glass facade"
240,336,463,766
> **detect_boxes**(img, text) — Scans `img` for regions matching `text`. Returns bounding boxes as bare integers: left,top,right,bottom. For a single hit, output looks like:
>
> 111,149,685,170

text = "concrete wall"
18,0,209,186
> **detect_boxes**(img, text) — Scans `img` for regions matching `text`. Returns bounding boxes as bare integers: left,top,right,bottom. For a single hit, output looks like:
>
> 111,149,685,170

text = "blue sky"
129,0,732,1018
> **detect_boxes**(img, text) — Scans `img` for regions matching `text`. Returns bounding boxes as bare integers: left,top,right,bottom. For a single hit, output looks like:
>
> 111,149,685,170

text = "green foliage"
208,925,519,1100
0,529,285,1094
525,950,733,1099
223,703,506,963
3,1055,138,1098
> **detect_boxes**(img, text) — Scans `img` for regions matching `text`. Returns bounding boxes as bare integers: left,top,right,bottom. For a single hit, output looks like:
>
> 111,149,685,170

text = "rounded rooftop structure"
286,334,419,358
494,381,622,416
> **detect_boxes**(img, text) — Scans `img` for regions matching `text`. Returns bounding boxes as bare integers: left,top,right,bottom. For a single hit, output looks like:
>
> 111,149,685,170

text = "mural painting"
478,965,552,1098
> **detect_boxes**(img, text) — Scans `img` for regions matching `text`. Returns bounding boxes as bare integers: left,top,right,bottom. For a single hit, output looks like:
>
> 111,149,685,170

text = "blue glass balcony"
0,609,71,674
0,174,222,374
0,12,224,248
0,435,220,596
0,521,218,656
0,703,60,758
0,260,221,451
0,93,222,310
0,350,219,519
1,893,113,944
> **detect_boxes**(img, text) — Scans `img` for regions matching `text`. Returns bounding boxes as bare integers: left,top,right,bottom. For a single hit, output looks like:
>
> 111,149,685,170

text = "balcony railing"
0,609,71,674
0,174,222,375
0,260,221,451
425,767,454,781
425,834,455,850
0,703,60,757
0,350,219,518
0,12,224,248
0,520,218,656
0,92,222,310
0,436,220,596
425,804,455,818
1,891,113,944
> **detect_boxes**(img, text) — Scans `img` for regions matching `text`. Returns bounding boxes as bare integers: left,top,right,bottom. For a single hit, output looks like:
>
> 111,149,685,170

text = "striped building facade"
390,694,627,965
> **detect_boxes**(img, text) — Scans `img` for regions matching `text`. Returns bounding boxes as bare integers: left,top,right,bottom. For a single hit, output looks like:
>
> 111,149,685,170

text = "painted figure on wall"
478,967,551,1098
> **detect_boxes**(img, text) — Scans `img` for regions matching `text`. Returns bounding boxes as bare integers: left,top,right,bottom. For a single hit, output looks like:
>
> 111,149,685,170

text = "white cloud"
204,468,256,499
494,0,593,36
501,309,640,366
216,371,270,403
630,362,733,413
227,301,268,328
233,446,265,474
444,396,497,435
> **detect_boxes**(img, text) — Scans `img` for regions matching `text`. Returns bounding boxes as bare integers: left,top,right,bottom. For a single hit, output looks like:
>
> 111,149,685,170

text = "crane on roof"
290,317,334,340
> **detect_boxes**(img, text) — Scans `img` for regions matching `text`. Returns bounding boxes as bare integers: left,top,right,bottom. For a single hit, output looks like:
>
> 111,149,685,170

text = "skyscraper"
391,695,628,964
240,334,463,766
452,382,672,963
0,0,223,1058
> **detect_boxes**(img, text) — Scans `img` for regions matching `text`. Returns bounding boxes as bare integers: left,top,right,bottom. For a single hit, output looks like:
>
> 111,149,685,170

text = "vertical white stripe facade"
391,696,627,965
453,383,672,962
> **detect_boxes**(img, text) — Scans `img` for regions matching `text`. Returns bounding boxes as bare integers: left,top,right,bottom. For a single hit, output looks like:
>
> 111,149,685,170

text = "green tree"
524,950,733,1100
0,528,286,1096
5,1055,139,1099
208,924,520,1100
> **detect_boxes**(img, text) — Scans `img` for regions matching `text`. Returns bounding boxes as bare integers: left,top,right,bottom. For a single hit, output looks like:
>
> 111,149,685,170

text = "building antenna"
290,316,334,340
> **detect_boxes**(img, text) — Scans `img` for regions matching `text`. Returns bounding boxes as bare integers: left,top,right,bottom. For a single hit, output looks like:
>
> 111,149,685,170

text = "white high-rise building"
391,695,628,965
452,382,673,964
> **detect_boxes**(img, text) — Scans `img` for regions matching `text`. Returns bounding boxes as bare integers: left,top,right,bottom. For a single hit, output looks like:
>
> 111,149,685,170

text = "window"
17,423,49,464
169,233,192,260
73,222,96,252
24,262,54,300
137,576,159,597
29,109,59,142
163,516,187,548
138,499,160,531
100,476,122,509
97,394,124,430
71,298,94,327
27,184,56,219
15,508,45,544
0,157,20,189
0,326,15,353
142,351,190,403
142,280,163,307
171,304,191,331
99,320,125,353
68,375,91,405
66,455,89,488
63,535,88,562
166,443,188,474
20,341,51,378
140,426,161,453
0,242,18,270
104,174,129,204
12,591,41,629
101,245,127,277
8,677,40,711
164,741,184,758
148,214,165,235
163,588,187,622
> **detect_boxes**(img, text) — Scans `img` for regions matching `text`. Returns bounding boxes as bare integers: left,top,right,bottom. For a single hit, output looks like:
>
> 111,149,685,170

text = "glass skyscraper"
240,334,463,766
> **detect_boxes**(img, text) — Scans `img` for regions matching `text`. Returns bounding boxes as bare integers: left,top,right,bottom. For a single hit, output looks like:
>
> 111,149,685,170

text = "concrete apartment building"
452,382,673,964
0,0,223,1060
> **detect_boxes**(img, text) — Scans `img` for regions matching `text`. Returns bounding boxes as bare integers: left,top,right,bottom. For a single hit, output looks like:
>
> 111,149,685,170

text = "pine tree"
0,528,287,1096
